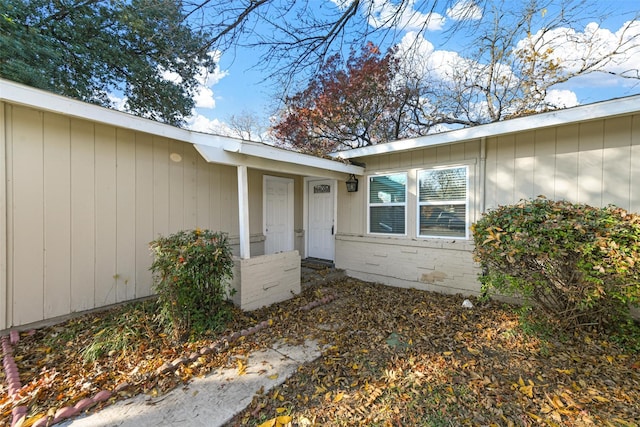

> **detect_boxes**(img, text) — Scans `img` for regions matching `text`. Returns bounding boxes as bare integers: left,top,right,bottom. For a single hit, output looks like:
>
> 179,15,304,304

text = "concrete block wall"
231,251,301,311
228,233,266,258
335,234,481,296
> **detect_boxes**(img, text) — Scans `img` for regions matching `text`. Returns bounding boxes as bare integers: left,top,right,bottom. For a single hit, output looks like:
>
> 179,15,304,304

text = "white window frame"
367,172,408,236
417,165,469,239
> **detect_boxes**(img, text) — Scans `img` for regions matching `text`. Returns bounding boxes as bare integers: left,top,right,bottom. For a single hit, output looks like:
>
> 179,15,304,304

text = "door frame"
263,175,295,254
304,177,338,261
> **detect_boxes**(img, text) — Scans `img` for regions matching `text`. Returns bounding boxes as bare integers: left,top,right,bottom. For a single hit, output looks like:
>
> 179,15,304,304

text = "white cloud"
194,53,228,109
107,93,128,112
329,0,351,10
367,0,446,31
185,111,234,135
192,85,216,109
516,19,640,87
159,51,228,110
395,31,469,81
545,89,579,108
446,1,482,21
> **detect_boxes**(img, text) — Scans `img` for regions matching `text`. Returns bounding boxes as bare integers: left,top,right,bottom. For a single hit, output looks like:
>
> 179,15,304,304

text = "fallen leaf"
257,419,276,427
237,359,247,376
276,415,292,424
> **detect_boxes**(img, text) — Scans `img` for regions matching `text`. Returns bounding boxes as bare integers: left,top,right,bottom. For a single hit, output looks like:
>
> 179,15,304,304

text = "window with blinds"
418,166,468,238
368,173,407,234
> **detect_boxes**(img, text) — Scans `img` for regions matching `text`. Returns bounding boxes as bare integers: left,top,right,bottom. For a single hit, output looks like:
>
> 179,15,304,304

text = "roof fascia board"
231,143,364,175
0,78,195,143
190,132,241,151
195,144,358,180
334,94,640,159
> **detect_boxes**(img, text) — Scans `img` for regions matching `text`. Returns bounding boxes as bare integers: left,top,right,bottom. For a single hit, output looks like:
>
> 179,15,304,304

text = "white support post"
237,165,251,259
0,102,6,329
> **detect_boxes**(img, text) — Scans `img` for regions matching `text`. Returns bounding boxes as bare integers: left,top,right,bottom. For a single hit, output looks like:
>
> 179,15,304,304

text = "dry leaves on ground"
1,274,639,427
228,278,640,426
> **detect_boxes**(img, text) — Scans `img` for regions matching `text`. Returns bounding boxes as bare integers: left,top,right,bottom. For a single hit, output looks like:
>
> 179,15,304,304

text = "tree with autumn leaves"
272,43,419,155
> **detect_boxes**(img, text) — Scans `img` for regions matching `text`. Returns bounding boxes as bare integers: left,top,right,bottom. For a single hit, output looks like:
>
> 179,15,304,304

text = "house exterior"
1,77,639,330
333,97,640,295
0,79,363,330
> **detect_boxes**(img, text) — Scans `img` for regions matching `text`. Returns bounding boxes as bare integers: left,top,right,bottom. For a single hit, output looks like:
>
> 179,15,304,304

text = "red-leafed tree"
271,42,422,155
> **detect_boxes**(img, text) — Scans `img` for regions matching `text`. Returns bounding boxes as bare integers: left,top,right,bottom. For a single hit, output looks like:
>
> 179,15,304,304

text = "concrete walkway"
58,340,320,427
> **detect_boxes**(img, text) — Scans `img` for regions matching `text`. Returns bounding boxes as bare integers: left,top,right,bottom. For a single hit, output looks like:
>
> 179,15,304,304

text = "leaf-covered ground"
2,271,639,426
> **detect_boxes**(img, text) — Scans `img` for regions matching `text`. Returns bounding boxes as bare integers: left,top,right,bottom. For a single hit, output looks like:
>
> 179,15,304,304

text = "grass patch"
81,300,157,363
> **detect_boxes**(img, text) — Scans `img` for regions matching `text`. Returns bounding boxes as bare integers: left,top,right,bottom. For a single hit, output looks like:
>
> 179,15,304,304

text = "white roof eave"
0,78,195,142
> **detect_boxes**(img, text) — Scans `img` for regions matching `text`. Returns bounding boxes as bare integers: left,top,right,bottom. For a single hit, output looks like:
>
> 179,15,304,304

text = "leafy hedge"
472,198,640,330
150,229,235,341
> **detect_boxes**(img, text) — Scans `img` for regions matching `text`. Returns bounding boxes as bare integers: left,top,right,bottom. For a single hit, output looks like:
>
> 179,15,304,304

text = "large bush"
150,229,235,341
472,198,640,330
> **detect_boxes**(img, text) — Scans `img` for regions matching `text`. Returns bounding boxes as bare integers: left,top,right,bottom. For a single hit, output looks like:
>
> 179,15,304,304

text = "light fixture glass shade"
346,174,358,192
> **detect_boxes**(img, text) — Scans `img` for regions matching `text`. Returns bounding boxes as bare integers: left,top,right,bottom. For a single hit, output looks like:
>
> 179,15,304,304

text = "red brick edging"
3,292,337,426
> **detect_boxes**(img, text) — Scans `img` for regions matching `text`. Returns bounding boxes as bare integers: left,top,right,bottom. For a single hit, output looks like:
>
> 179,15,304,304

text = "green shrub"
472,197,640,331
150,229,235,341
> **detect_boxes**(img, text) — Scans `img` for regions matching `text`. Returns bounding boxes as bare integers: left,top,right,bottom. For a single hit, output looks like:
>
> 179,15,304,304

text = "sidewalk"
58,340,320,427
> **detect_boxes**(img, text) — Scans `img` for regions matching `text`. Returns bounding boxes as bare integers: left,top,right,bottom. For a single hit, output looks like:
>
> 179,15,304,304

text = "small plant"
610,319,640,353
150,228,235,342
82,300,157,363
472,197,640,331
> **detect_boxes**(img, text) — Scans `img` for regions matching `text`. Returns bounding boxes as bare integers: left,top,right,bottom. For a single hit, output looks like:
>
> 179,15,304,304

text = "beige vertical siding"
632,115,640,213
603,117,633,209
43,112,71,320
116,129,137,302
134,133,155,298
11,107,45,325
485,114,640,212
554,124,579,201
2,104,248,328
94,124,117,308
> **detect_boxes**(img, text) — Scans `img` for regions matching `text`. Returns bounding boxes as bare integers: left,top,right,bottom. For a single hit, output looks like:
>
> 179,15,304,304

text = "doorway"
307,179,335,261
264,176,294,254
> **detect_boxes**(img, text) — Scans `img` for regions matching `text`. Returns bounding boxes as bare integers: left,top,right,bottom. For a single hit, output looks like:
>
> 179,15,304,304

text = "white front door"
264,176,294,254
307,179,335,260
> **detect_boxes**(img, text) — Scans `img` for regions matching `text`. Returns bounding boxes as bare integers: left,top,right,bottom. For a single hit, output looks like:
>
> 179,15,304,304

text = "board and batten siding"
1,104,242,328
335,141,483,296
484,114,640,213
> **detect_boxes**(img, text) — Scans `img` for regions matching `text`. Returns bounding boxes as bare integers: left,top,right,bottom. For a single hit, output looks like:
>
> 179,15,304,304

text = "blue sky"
183,0,640,137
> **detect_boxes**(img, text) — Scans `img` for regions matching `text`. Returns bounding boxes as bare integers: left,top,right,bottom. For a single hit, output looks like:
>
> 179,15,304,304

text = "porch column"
0,102,6,329
237,165,251,259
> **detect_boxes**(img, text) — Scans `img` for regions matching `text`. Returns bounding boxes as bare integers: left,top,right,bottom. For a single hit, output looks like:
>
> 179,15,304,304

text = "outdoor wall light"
346,174,359,192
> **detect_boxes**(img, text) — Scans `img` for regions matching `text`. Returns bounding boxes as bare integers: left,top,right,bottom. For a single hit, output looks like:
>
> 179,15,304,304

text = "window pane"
370,174,406,204
370,206,405,234
419,204,466,237
419,167,466,202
